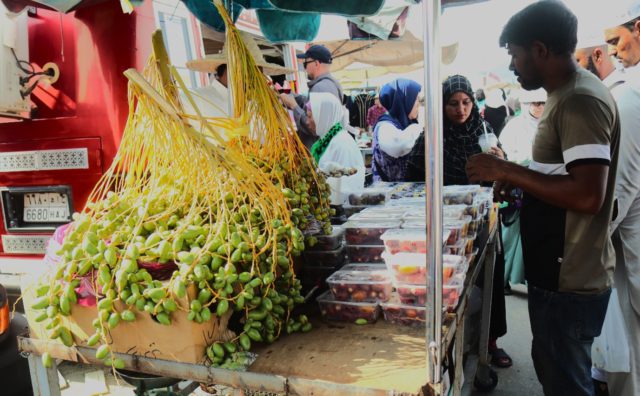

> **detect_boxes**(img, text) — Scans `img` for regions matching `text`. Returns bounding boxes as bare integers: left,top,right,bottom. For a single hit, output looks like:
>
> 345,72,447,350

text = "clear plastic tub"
442,205,467,220
445,238,466,256
394,278,465,309
401,218,426,229
350,207,406,221
307,226,345,251
348,188,392,206
464,235,477,255
443,277,464,310
346,245,385,263
454,257,469,276
380,300,427,327
444,216,472,244
341,263,387,272
326,269,392,302
317,291,380,323
344,220,402,245
383,252,464,285
302,244,347,267
344,205,368,219
381,228,428,254
466,248,479,266
468,217,482,235
443,185,481,205
386,197,425,207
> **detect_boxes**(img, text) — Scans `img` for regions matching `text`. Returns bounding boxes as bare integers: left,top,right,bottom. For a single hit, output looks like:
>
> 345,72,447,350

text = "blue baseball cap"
296,45,333,64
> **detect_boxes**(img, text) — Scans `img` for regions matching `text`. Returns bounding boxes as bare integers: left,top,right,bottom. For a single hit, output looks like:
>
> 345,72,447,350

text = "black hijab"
442,75,493,186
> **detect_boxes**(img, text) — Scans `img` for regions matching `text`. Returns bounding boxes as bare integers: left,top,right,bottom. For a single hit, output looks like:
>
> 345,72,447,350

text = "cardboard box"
22,275,234,364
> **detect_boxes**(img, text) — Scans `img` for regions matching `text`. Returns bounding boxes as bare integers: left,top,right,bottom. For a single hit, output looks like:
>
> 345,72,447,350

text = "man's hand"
488,147,505,159
466,153,508,183
493,180,516,203
279,93,298,110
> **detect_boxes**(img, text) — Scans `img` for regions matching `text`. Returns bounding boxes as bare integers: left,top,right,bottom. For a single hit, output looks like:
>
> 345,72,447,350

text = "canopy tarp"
317,30,424,71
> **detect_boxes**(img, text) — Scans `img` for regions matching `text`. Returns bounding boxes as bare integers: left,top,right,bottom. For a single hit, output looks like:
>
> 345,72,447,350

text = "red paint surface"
0,0,155,260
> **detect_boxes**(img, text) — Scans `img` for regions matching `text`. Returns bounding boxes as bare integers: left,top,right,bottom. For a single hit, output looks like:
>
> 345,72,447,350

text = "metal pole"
423,0,443,386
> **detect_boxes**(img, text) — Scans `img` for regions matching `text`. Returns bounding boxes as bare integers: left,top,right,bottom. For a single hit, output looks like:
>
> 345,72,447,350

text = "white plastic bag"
592,289,631,373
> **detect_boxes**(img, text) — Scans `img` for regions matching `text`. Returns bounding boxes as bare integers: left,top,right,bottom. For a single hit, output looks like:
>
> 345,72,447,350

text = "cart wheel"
473,368,498,393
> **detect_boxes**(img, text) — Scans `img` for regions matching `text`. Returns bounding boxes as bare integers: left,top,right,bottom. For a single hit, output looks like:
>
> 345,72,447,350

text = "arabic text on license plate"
23,193,70,223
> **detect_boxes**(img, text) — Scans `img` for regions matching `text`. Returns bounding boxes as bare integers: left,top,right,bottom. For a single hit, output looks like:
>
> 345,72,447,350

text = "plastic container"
454,257,469,276
317,291,380,323
341,263,387,272
463,204,481,220
443,277,464,310
350,207,406,221
307,226,345,251
344,220,401,245
466,248,479,266
344,205,368,219
346,245,385,263
348,188,392,206
380,300,427,327
468,218,482,235
444,216,472,245
383,252,464,285
381,228,428,254
464,235,477,255
401,218,426,229
396,283,427,306
442,205,467,220
386,197,425,207
326,269,392,302
445,238,466,256
443,185,481,205
302,244,347,267
299,265,342,293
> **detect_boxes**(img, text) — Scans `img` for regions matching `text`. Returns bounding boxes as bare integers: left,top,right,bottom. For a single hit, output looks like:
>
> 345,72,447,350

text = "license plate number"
23,193,70,223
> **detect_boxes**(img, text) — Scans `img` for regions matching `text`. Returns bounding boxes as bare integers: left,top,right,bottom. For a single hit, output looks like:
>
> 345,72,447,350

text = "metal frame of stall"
18,1,496,395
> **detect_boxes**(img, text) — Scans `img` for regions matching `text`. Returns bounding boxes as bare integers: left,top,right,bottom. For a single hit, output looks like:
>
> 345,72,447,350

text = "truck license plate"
23,193,70,223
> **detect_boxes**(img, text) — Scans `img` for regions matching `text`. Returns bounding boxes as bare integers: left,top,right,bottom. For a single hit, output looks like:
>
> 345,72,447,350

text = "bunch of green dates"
32,193,311,370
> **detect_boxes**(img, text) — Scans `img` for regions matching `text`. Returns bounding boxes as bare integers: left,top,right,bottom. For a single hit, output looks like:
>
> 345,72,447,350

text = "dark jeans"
528,285,610,396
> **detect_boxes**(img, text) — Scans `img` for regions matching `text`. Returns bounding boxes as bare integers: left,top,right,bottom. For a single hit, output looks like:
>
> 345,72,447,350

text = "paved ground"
472,284,543,396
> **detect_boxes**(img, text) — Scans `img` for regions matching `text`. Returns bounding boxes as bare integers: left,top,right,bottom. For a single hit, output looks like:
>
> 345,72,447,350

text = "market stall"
15,1,500,395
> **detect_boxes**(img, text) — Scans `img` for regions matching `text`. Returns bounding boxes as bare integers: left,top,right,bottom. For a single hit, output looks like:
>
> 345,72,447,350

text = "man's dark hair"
499,0,578,55
215,64,227,78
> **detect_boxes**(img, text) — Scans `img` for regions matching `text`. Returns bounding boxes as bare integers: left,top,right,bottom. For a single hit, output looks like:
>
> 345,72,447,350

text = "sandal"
490,348,513,368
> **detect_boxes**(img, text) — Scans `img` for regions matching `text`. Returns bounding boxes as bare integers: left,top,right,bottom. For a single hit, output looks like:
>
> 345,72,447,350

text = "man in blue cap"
280,44,344,149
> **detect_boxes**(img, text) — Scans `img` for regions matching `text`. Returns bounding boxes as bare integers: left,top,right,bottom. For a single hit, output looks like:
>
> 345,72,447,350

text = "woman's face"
408,98,420,120
445,92,473,125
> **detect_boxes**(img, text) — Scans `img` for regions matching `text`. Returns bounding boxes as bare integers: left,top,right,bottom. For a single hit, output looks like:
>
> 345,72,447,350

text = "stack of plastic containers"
317,264,392,324
299,225,347,292
378,228,468,326
343,186,394,218
343,200,403,264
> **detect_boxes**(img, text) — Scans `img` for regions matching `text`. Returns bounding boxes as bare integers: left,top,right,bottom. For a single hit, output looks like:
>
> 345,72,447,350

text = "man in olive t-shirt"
465,2,619,395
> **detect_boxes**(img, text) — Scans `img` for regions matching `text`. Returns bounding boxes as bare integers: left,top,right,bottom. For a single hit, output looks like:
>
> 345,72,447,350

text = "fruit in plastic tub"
317,291,379,322
346,245,385,263
381,300,427,327
327,270,392,302
344,220,401,245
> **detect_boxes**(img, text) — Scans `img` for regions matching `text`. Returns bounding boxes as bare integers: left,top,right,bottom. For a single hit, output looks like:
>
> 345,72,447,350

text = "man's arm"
468,158,608,214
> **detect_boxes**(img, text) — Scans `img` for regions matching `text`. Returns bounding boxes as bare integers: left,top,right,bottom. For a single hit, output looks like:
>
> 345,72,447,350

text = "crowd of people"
183,1,640,394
